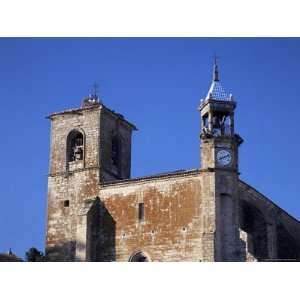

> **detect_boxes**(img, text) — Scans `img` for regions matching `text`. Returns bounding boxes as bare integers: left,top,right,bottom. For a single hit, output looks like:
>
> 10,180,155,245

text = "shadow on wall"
46,198,116,262
277,223,299,261
88,198,116,262
240,200,268,261
240,200,300,262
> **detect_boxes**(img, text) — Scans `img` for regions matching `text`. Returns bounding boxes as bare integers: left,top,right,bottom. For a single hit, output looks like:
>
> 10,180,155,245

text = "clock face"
217,149,232,166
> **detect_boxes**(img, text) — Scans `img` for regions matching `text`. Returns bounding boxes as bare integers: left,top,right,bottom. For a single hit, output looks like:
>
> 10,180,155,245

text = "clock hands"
219,154,230,160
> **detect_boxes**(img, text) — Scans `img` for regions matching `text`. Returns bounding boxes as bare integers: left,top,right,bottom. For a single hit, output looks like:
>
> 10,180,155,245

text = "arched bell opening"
66,129,85,163
129,251,150,262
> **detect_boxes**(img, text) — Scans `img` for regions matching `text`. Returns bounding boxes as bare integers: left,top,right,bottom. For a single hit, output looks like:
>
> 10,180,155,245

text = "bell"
212,116,221,128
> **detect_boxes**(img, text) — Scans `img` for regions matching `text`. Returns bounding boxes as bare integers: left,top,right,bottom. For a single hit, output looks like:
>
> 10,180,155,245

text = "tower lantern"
198,60,243,171
199,59,237,139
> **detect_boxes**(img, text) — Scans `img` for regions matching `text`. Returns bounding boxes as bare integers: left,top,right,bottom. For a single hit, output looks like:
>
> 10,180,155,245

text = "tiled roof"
204,61,231,101
206,80,231,101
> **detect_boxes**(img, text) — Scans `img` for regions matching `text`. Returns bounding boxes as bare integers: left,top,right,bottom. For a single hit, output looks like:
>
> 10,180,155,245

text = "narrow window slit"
138,203,144,222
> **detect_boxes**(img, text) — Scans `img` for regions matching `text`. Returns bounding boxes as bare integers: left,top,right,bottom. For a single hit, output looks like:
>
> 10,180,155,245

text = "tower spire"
203,55,230,101
213,54,219,82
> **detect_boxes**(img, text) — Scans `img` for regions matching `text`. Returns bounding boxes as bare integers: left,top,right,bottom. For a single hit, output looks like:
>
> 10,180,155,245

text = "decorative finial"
82,82,102,108
213,54,220,82
89,82,99,101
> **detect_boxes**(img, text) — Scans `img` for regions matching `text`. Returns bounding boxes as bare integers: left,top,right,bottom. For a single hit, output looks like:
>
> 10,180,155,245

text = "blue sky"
0,38,299,259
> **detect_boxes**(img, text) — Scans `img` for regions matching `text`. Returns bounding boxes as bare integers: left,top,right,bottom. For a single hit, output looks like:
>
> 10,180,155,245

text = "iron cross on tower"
92,83,99,99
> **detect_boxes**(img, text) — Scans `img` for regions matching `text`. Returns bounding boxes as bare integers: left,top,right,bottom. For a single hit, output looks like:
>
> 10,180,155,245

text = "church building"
45,63,300,261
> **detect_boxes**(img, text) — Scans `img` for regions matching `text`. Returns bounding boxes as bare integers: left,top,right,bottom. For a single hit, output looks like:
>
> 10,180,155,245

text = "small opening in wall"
112,135,121,168
138,203,144,222
182,227,186,232
220,192,231,197
64,200,70,207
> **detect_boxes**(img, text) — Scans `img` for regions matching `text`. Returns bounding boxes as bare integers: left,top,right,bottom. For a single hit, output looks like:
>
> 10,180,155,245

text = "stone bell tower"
46,92,137,261
199,60,243,261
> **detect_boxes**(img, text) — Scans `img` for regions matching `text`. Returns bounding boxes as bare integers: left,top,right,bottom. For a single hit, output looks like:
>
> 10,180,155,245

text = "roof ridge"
101,168,201,186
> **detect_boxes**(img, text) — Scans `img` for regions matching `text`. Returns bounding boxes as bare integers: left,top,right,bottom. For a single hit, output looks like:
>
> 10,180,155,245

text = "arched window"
67,130,84,163
129,251,150,262
111,135,121,167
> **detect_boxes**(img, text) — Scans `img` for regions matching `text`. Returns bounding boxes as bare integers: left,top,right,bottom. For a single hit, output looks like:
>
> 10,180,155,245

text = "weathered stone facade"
45,67,300,262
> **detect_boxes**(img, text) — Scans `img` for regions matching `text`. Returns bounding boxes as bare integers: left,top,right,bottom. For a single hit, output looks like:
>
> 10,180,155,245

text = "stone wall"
46,168,300,261
99,108,134,182
238,180,300,261
48,106,101,176
95,171,204,262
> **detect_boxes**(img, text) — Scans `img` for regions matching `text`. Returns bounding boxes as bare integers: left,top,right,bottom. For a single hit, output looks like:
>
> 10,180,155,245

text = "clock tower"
198,60,243,261
199,60,243,170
